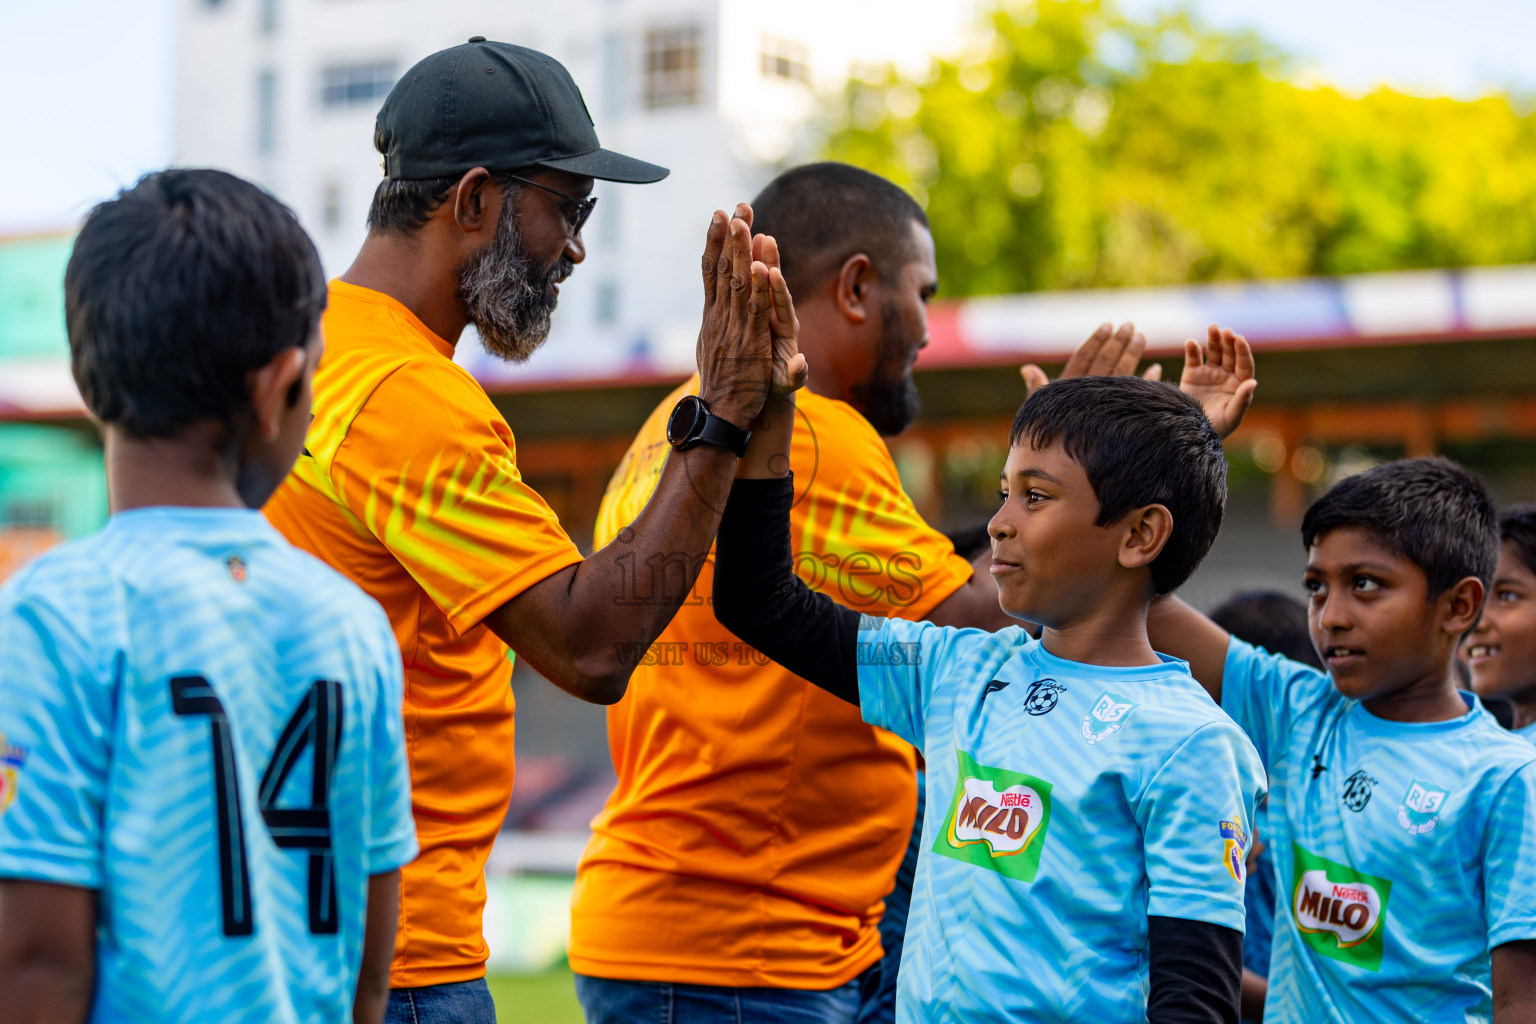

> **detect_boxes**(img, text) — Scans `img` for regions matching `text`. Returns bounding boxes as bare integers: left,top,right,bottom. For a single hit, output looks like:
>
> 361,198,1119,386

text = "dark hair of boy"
66,168,326,439
749,161,928,301
1210,590,1322,669
1300,456,1498,597
1502,504,1536,576
1010,376,1227,595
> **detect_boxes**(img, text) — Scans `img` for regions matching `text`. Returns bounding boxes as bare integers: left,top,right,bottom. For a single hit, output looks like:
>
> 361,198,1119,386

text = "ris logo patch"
1291,843,1393,971
1397,779,1450,835
1081,691,1139,744
0,732,28,816
936,750,1053,882
1220,817,1248,884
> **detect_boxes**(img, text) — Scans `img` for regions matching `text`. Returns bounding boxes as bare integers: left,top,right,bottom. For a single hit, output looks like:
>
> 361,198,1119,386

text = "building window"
601,31,627,120
760,36,809,85
256,69,277,155
642,26,701,108
319,62,397,109
322,182,343,231
259,0,278,33
595,281,619,323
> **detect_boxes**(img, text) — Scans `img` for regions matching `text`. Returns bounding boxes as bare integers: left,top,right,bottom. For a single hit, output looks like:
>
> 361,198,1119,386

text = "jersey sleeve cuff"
446,544,585,634
0,849,102,890
1490,918,1536,948
1148,887,1248,934
368,832,420,875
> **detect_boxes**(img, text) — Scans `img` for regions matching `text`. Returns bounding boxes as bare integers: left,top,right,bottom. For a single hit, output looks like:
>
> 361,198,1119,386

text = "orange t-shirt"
264,280,584,988
568,378,974,989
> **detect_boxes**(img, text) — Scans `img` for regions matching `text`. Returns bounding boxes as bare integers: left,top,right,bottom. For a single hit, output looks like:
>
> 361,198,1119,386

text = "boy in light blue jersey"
1465,505,1536,744
715,337,1268,1024
1150,459,1536,1023
0,170,416,1024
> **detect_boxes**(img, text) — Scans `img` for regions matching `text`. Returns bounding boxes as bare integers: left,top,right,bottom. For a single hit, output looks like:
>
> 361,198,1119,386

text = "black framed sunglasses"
505,174,597,236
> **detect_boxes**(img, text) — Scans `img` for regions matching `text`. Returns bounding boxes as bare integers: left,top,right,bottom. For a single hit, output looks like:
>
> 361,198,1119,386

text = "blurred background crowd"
3,0,1534,1014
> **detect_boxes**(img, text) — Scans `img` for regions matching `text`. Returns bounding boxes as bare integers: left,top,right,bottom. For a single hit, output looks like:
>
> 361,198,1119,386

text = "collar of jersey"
329,278,455,358
1016,636,1192,680
106,506,268,530
1347,690,1484,737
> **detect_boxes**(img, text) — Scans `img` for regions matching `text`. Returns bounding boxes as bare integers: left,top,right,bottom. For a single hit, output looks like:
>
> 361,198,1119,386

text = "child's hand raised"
1021,321,1162,396
1180,325,1257,440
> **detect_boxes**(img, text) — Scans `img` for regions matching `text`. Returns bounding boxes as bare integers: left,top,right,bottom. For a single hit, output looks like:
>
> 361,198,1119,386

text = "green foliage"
823,0,1536,296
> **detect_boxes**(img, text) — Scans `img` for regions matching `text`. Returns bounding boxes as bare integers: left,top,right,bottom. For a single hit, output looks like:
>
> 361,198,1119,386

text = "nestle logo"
1332,884,1368,902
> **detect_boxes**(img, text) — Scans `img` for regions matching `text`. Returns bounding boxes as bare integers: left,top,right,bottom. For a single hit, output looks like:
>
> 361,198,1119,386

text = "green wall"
0,425,106,538
0,234,72,360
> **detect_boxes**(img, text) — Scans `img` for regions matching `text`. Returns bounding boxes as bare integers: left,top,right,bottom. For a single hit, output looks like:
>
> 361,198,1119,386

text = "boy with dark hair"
1466,504,1536,740
0,169,416,1024
1148,458,1536,1023
714,371,1267,1023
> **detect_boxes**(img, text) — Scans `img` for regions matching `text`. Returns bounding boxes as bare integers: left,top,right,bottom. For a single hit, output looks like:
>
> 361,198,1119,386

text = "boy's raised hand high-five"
1179,325,1257,440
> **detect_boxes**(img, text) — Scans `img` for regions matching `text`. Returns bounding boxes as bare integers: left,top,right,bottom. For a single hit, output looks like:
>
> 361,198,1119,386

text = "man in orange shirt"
570,164,1144,1022
264,40,801,1023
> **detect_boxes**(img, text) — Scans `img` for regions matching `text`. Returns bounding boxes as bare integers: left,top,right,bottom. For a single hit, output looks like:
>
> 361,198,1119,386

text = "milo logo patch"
935,750,1053,882
1291,843,1393,971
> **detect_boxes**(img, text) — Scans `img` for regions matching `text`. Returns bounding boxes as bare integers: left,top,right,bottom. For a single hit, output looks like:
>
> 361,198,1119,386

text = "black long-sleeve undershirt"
712,474,1244,1024
713,475,861,704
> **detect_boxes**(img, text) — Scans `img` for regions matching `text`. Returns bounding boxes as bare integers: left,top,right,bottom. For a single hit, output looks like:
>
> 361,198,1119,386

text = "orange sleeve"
790,398,975,622
326,357,583,633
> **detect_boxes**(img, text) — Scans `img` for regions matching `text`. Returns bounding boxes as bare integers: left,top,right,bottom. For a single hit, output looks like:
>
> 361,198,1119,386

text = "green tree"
823,0,1536,296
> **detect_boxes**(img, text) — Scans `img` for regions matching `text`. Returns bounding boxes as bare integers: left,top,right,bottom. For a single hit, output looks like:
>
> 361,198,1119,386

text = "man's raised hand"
1180,325,1257,440
1021,321,1161,396
696,204,777,427
751,232,807,396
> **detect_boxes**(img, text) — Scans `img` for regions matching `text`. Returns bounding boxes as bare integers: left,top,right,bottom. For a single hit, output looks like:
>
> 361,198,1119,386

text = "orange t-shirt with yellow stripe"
568,377,975,989
264,280,583,987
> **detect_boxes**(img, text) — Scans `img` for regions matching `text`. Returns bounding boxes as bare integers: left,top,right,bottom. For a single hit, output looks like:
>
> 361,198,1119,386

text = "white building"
175,0,972,386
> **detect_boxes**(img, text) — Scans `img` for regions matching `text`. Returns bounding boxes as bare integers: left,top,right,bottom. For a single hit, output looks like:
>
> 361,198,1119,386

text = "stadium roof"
4,255,1536,419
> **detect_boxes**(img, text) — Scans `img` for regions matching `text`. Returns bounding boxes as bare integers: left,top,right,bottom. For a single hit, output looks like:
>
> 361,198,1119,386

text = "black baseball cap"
376,37,669,184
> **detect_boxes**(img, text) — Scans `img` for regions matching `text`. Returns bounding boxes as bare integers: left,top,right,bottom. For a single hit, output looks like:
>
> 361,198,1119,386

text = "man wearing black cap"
264,39,800,1023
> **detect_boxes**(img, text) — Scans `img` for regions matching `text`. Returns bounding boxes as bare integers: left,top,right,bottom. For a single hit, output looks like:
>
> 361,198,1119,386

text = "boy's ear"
1440,575,1487,637
248,347,308,441
1117,503,1174,575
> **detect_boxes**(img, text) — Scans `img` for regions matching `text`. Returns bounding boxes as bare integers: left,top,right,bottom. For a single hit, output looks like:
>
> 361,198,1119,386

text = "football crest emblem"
1022,678,1066,716
1397,779,1450,835
226,555,249,584
0,732,27,817
1341,769,1378,812
1081,691,1139,744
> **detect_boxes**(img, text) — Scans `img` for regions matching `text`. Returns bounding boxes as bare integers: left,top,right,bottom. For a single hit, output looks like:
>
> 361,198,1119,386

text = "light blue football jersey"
857,616,1266,1024
1222,638,1536,1024
1517,721,1536,745
0,507,417,1024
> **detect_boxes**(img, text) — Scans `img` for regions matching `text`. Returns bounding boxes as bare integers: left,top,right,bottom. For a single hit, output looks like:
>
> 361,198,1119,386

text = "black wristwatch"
666,395,751,457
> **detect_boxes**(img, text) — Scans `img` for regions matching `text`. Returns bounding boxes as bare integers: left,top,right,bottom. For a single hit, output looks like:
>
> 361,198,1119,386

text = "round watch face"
667,395,706,446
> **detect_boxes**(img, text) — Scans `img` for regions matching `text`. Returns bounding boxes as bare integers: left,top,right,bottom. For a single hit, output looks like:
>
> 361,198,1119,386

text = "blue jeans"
384,978,497,1024
575,975,860,1023
856,769,924,1024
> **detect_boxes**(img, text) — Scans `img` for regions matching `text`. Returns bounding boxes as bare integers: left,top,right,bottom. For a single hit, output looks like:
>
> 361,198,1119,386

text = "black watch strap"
667,395,751,457
695,408,751,457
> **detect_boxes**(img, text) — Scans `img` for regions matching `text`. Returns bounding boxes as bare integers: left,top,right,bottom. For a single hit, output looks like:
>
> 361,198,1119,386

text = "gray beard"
457,203,572,363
